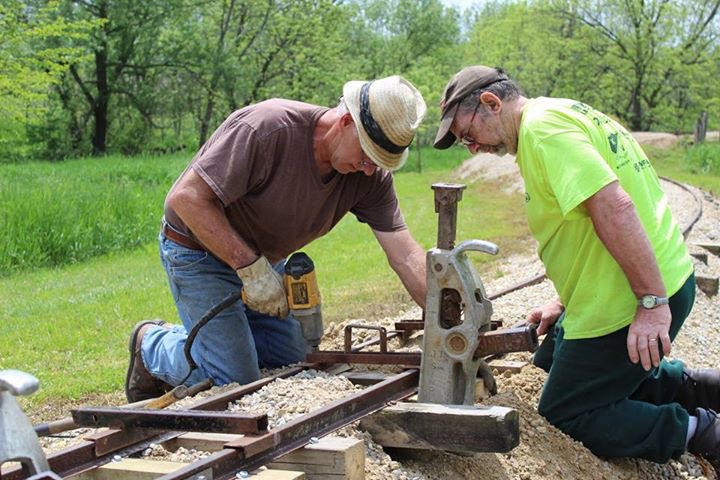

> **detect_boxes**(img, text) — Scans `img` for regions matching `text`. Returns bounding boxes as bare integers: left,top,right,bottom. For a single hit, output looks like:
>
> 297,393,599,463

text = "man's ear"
479,91,502,113
340,112,355,127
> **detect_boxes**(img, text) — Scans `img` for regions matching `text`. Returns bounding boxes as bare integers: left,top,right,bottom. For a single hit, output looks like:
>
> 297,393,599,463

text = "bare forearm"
586,182,666,297
586,181,672,370
391,246,427,308
168,172,258,270
373,229,428,308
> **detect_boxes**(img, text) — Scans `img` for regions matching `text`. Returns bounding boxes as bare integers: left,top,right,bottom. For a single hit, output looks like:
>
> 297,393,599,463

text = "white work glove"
236,256,289,318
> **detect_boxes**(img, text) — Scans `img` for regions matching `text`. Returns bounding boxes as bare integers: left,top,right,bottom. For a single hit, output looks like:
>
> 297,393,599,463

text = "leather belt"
162,224,205,251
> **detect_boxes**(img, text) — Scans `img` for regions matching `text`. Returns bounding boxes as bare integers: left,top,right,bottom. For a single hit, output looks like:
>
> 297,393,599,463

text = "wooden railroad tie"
73,434,363,480
359,402,519,454
75,458,305,480
690,251,708,265
696,275,719,296
694,242,720,258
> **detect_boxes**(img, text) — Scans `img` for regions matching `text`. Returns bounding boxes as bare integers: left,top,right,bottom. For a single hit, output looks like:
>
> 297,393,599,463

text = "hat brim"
343,80,408,171
433,102,459,150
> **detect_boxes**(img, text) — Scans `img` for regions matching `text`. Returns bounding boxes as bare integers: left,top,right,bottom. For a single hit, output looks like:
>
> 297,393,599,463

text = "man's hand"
236,256,289,318
526,299,564,336
525,300,565,335
626,305,671,371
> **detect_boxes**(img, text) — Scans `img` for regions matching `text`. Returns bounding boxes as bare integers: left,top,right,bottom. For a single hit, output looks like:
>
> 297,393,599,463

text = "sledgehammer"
33,378,213,437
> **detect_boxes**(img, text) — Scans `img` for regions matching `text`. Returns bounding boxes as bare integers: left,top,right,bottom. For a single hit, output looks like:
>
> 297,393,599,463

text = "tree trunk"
92,44,109,155
198,96,215,149
630,78,643,131
695,111,709,144
90,1,110,156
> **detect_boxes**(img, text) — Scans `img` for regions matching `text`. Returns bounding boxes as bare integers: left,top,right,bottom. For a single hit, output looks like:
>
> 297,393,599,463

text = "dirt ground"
24,143,720,480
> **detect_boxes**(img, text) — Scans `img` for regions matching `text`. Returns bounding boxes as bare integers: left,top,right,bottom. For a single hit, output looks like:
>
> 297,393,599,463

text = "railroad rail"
1,178,705,480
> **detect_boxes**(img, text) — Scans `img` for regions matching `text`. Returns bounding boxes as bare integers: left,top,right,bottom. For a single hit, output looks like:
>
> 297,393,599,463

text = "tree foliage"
0,0,96,160
553,0,720,131
2,0,720,161
466,0,720,132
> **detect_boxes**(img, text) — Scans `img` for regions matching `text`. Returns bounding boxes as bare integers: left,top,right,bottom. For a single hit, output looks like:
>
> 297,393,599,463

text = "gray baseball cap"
433,66,509,149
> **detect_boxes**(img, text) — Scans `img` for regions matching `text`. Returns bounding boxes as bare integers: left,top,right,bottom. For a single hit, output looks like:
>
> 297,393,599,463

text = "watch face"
642,296,655,308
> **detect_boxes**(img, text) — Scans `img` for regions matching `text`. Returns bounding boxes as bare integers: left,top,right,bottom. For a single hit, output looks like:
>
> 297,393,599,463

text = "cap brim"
433,103,459,149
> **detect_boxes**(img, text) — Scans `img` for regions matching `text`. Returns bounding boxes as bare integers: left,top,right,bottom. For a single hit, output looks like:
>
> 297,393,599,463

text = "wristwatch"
638,294,669,309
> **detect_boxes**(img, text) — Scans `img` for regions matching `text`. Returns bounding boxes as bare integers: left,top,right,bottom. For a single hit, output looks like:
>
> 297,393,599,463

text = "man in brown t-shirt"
125,76,428,401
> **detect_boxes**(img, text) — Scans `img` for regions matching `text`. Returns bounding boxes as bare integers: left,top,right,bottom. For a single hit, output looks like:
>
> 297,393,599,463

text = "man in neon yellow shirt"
433,65,717,463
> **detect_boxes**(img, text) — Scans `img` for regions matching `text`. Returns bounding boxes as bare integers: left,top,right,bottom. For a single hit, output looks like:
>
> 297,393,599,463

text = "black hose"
179,290,243,385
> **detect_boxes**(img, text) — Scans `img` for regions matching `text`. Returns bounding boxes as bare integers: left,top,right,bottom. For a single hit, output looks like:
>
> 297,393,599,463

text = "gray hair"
337,97,349,116
457,76,522,116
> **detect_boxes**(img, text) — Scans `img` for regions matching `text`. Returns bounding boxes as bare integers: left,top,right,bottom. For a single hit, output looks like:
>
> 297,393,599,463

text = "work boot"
676,368,720,414
125,320,172,403
688,408,720,460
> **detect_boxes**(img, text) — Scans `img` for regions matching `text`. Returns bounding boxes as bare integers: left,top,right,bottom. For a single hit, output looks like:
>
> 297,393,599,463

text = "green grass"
646,142,720,194
0,152,191,276
0,244,177,405
399,143,471,173
0,147,529,408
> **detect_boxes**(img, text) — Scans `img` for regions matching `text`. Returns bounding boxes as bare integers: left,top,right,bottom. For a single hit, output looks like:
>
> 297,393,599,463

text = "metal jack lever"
0,370,60,479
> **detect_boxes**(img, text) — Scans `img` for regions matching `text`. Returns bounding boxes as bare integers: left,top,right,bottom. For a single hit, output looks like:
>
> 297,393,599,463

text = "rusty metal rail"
3,365,313,480
72,408,268,434
160,369,419,479
3,366,418,480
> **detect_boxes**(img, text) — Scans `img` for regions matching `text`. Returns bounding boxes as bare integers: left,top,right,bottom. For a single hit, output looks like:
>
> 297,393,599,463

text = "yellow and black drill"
284,252,323,351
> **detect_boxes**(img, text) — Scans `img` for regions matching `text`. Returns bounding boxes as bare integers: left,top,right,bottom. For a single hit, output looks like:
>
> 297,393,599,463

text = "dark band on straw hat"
360,82,410,155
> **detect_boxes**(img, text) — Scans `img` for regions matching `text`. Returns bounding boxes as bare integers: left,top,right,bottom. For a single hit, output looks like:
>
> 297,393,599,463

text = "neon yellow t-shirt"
516,97,693,339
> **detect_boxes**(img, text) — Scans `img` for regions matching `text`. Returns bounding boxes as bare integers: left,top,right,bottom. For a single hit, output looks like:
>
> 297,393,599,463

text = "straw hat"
343,75,426,171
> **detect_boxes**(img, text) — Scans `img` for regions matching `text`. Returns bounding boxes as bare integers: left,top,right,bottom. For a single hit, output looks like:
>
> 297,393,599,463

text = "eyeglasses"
456,101,480,146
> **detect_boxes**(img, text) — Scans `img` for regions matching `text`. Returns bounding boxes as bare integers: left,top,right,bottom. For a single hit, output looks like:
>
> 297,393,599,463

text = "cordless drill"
284,252,323,351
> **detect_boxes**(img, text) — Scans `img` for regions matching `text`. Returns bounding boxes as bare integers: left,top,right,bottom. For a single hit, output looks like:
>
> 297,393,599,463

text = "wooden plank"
695,242,720,257
690,252,708,265
359,402,519,453
487,360,527,374
340,371,390,386
74,458,304,480
697,275,719,296
322,363,353,375
246,469,306,479
163,432,244,452
268,436,364,480
73,458,192,480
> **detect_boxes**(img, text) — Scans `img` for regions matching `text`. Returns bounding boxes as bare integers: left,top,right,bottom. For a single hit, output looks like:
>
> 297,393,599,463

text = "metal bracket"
344,324,388,353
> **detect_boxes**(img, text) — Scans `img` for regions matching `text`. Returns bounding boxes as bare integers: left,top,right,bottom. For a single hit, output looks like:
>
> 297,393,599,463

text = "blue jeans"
142,233,308,387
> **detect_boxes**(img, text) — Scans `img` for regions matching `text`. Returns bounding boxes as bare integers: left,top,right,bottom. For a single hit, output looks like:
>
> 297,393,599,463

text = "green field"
1,142,717,408
646,142,720,194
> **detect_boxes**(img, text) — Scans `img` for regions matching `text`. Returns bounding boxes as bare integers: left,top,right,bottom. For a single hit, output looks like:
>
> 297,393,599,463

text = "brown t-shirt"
164,99,406,264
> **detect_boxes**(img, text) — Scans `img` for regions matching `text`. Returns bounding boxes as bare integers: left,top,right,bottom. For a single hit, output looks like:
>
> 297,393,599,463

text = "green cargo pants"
533,273,696,462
